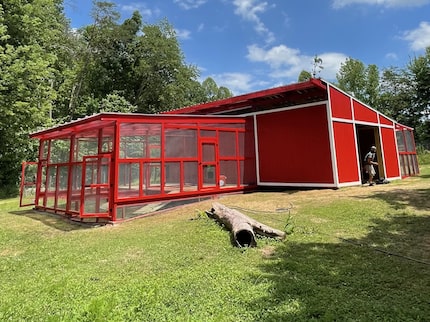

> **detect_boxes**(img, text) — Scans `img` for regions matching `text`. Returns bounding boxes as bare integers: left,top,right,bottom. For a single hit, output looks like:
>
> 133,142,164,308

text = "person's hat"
371,145,376,150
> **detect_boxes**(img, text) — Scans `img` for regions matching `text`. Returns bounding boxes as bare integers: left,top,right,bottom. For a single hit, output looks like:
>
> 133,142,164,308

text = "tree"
406,48,430,147
336,57,367,99
336,57,380,107
0,0,67,190
298,70,312,82
201,77,233,102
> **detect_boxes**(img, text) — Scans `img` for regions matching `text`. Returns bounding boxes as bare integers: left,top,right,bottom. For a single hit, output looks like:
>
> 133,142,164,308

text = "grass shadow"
9,209,94,231
248,214,430,321
362,187,430,211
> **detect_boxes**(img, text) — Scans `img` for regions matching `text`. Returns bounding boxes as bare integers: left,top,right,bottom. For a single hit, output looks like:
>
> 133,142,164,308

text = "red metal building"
20,78,419,222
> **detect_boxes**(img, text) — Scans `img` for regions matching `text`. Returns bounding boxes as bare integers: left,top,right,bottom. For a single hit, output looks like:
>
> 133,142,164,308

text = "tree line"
0,0,232,193
299,52,430,151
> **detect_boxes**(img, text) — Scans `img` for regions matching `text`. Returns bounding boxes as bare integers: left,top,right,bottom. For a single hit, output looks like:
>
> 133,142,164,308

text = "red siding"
333,122,359,183
379,114,393,126
329,87,353,120
257,105,333,184
353,101,378,123
381,127,400,178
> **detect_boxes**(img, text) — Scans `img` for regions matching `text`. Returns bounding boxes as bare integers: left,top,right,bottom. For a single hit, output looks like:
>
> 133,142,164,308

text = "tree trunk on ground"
206,202,286,247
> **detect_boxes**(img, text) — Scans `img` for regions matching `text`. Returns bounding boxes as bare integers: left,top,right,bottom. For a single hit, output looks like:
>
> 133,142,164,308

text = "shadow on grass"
248,214,430,321
363,187,430,211
9,209,92,231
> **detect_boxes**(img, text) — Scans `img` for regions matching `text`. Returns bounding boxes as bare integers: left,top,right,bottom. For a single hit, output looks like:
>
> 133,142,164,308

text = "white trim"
326,83,339,186
386,176,402,181
338,181,364,188
210,105,252,115
331,117,395,129
258,182,338,188
241,100,328,117
253,114,261,185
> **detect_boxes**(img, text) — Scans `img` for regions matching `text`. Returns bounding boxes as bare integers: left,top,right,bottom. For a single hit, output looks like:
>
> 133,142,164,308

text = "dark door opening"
356,125,383,183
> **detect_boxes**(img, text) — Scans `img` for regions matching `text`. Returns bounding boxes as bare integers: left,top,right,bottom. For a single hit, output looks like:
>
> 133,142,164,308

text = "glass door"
80,154,111,218
200,140,218,189
19,162,38,207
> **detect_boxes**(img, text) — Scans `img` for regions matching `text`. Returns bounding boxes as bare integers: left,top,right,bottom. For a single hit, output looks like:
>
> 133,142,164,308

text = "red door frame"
199,138,219,190
19,161,38,207
80,154,112,218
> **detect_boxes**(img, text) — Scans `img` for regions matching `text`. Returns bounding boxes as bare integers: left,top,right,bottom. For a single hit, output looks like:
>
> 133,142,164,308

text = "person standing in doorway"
364,145,378,186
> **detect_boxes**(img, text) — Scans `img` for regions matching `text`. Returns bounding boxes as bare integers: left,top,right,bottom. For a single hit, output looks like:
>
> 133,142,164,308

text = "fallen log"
206,202,286,247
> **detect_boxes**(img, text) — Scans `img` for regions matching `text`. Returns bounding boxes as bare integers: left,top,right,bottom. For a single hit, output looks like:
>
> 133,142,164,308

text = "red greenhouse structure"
20,78,419,222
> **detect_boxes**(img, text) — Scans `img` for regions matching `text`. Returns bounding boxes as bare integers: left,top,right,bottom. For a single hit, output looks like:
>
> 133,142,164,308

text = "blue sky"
64,0,430,94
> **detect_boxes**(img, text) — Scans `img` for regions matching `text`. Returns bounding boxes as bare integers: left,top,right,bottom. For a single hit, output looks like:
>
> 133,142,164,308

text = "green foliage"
201,77,233,102
298,70,312,82
336,57,380,106
0,0,66,186
417,148,430,165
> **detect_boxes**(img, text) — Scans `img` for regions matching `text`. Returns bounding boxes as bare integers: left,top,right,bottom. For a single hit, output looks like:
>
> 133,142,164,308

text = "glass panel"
143,162,161,195
56,166,69,210
184,161,198,191
165,162,181,193
238,132,245,157
220,160,237,187
50,139,70,164
118,163,140,198
165,129,197,158
40,140,49,160
396,131,406,152
404,130,415,152
202,143,215,162
399,155,405,176
101,136,113,153
119,123,161,159
200,130,216,137
219,131,236,157
70,164,82,212
203,165,216,187
83,157,110,215
74,137,98,162
120,136,145,159
46,165,57,208
20,163,38,206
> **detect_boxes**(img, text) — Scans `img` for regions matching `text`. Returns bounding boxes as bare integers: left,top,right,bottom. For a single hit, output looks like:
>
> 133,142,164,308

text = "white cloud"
233,0,275,43
120,3,157,19
402,21,430,51
175,28,191,40
247,44,348,80
208,72,269,94
385,52,398,60
174,0,207,10
332,0,430,8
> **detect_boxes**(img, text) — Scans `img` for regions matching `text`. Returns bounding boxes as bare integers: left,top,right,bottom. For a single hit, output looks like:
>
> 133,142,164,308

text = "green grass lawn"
1,166,430,321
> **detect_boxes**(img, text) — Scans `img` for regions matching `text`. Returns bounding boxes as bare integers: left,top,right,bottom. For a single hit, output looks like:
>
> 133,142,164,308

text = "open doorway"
356,125,384,183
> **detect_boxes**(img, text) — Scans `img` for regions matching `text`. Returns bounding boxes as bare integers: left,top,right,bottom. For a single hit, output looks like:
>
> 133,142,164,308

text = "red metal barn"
20,79,419,222
167,78,419,188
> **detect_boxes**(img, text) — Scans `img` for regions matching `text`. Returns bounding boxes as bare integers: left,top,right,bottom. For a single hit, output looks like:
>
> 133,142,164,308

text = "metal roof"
164,78,328,115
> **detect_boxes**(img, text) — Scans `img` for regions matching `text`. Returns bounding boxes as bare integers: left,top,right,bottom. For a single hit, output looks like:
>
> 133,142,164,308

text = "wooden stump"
206,202,286,247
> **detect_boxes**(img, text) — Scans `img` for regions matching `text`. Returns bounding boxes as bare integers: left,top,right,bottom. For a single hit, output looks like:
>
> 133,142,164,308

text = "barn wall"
332,121,360,183
256,104,334,184
353,101,378,123
329,87,353,120
381,127,401,178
